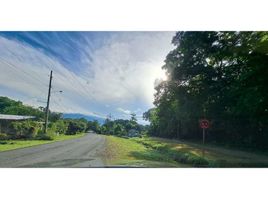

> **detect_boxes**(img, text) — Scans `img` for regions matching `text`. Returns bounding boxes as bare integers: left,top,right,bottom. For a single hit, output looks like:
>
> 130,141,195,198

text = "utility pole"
44,70,53,135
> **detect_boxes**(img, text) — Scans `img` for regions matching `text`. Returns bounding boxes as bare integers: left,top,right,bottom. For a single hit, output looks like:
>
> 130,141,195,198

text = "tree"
0,96,62,121
100,118,145,137
114,124,125,136
144,31,268,149
87,120,101,133
66,119,87,135
130,113,137,122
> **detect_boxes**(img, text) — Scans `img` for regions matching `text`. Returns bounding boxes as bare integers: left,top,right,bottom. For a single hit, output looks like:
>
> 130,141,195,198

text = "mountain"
62,113,105,124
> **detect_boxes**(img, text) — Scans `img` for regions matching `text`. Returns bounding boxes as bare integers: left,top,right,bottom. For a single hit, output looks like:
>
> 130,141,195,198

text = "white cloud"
0,36,99,116
82,32,174,106
0,32,175,120
117,107,132,115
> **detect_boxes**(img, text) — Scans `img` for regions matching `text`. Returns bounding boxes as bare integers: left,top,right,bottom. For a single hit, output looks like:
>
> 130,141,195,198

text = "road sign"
200,119,209,129
199,119,209,146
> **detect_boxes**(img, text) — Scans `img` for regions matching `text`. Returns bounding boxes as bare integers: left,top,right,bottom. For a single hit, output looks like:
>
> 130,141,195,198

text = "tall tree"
145,31,268,149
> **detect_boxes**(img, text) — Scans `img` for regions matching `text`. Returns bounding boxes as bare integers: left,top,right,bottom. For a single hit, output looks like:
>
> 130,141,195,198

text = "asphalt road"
0,132,106,168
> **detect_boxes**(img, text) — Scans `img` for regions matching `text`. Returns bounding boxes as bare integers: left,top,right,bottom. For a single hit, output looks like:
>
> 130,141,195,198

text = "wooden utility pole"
44,70,53,134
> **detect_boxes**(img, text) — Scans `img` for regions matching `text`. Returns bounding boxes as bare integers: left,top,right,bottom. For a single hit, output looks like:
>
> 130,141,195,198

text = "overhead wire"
0,57,49,87
1,34,143,120
34,34,94,99
0,58,49,106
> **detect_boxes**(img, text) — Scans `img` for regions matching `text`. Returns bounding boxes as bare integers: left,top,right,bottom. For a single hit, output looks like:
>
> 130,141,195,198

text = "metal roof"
0,114,35,120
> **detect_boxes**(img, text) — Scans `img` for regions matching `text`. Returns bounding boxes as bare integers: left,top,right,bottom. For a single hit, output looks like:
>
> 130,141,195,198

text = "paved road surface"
0,132,106,167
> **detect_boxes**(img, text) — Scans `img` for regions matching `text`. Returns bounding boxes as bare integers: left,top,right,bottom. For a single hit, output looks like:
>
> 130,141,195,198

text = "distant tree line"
0,96,147,140
98,113,146,137
144,32,268,150
86,113,147,137
0,97,88,140
0,96,61,121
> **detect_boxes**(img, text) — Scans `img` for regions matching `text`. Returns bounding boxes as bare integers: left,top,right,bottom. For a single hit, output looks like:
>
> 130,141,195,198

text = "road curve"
0,132,106,168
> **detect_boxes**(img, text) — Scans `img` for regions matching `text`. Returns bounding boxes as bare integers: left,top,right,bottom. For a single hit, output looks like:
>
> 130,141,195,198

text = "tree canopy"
0,96,61,121
144,31,268,150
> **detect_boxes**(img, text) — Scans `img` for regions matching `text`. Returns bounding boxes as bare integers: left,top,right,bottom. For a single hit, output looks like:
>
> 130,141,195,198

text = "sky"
0,32,175,124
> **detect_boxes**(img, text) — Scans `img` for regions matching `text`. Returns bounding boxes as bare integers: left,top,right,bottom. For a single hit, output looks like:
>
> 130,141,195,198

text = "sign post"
202,128,205,145
199,119,209,158
199,119,209,144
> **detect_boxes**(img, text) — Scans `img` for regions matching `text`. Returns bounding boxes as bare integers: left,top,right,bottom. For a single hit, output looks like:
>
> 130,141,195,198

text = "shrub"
135,139,212,167
35,127,56,140
187,155,209,166
10,121,42,139
0,133,9,140
51,120,68,135
36,134,54,140
66,120,87,135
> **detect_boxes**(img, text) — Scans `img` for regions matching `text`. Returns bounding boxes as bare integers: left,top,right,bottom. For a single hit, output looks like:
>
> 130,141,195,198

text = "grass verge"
105,135,188,167
133,137,212,167
0,133,85,152
135,137,268,167
105,135,268,167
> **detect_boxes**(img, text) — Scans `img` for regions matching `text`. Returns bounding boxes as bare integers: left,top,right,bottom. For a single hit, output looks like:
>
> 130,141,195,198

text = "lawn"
105,135,268,167
0,133,85,152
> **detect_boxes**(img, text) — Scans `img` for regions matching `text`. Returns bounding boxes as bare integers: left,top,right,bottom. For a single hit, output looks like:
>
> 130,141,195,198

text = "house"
0,114,35,133
0,114,35,120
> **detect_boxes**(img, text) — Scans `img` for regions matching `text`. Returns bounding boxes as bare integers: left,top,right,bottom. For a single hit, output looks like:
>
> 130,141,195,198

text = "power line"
0,57,48,88
0,35,137,121
50,95,69,113
0,48,93,117
52,72,92,100
0,58,50,107
32,34,94,100
0,57,71,114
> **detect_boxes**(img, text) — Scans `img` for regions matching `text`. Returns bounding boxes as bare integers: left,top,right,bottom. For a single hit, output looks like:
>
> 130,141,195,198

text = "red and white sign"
200,119,209,129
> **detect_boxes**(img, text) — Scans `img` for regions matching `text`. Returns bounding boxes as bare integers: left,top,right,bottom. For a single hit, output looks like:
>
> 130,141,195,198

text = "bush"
186,155,209,166
66,120,87,135
0,133,9,140
35,127,56,140
36,134,54,140
136,139,212,167
10,121,42,139
50,120,68,135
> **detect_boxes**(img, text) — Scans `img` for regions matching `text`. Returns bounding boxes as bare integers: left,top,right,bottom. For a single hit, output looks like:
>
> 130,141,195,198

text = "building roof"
0,114,35,120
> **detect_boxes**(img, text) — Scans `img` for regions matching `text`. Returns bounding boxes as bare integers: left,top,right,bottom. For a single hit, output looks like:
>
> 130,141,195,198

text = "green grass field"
105,135,268,167
0,133,85,152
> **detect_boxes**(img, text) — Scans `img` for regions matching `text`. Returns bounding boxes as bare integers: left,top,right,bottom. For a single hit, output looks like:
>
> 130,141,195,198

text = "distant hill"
62,113,105,124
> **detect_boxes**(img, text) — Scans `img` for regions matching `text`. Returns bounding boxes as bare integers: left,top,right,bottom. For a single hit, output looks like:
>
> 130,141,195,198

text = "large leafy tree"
145,31,268,149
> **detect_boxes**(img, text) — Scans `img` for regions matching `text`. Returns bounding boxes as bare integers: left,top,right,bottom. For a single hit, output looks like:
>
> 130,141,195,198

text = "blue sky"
0,32,174,123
